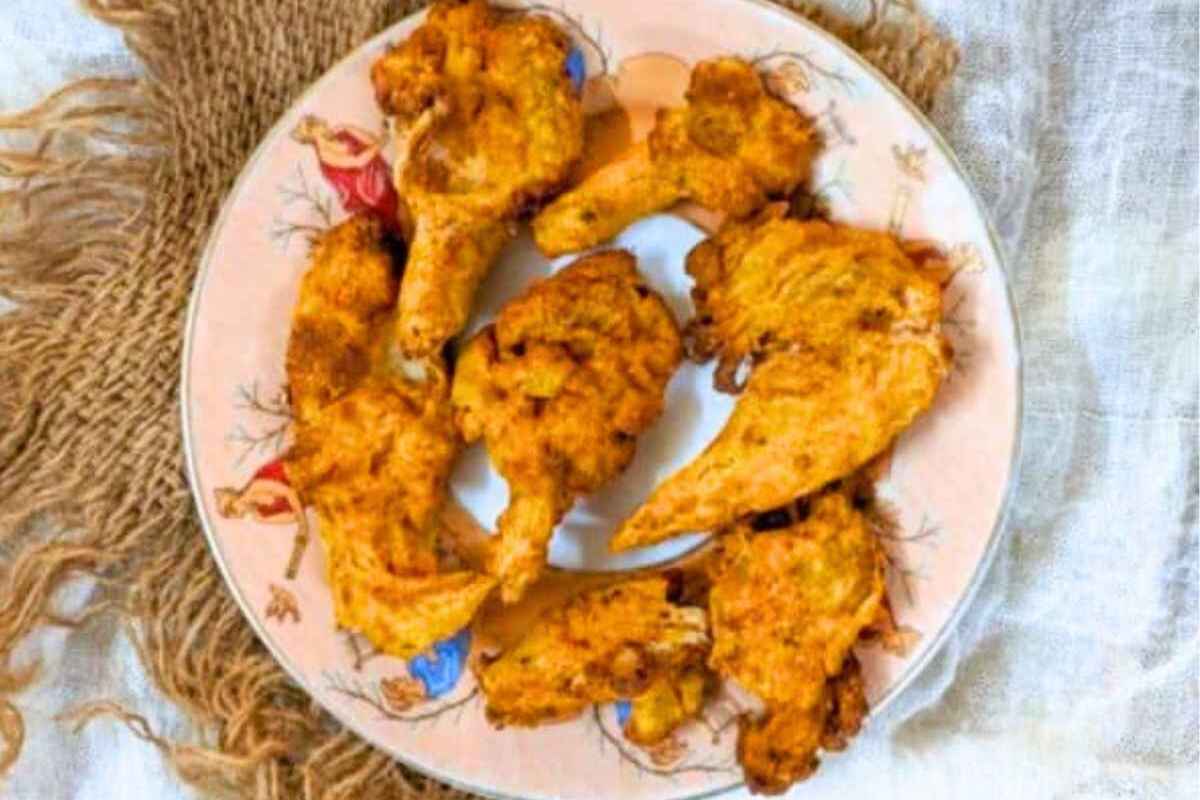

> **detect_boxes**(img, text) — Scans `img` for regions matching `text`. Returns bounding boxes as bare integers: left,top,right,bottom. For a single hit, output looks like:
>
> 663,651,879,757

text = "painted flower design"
614,700,632,727
380,676,427,712
766,60,810,96
265,584,300,623
644,736,688,766
565,47,587,92
892,143,928,182
407,628,472,699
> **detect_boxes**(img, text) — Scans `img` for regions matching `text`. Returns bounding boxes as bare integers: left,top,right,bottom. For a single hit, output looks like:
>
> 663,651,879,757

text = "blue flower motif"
614,699,632,727
407,628,471,699
565,47,586,93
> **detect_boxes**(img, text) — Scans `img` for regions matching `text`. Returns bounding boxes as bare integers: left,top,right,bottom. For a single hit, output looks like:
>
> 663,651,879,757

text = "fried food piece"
736,656,868,794
686,208,951,392
611,211,950,551
285,215,398,423
476,577,709,727
452,250,682,602
707,492,885,794
284,217,494,658
371,0,584,357
624,667,715,746
532,57,816,256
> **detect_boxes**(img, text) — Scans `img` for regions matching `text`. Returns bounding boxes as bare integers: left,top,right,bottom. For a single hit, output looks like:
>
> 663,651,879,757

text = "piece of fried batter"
370,0,584,358
284,216,494,658
532,57,816,256
707,492,885,794
452,250,682,603
476,577,709,729
610,210,951,552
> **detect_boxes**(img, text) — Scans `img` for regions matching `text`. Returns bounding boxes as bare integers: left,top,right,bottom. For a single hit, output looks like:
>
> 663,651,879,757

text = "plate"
182,1,1022,797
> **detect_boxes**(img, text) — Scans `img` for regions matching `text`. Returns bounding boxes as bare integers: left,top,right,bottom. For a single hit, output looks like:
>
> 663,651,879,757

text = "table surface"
1,2,1196,799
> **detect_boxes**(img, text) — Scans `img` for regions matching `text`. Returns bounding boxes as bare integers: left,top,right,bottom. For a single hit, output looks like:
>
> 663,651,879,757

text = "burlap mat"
0,1,956,797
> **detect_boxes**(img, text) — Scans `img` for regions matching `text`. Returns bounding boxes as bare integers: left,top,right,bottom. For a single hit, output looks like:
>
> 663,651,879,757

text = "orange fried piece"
371,0,584,358
611,210,950,552
532,57,816,256
707,492,886,794
476,577,709,728
285,215,397,423
452,250,682,603
285,217,494,658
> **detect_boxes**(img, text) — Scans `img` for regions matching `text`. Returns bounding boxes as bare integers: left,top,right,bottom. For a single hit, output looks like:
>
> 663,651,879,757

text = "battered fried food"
611,210,951,552
532,57,816,256
285,216,494,658
707,492,886,794
476,577,709,729
285,215,397,423
452,250,682,603
370,0,584,358
624,666,715,746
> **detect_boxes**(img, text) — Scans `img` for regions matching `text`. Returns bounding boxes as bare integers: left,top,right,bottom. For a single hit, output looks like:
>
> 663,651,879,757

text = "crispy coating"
707,492,885,794
284,217,494,658
624,667,715,746
371,0,584,357
736,656,868,794
476,577,709,728
610,211,950,551
285,215,397,423
452,250,682,602
533,57,816,256
686,207,951,392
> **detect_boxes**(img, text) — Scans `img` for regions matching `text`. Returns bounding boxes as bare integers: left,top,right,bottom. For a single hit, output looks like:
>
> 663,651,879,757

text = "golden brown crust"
736,656,867,794
532,57,816,256
649,58,817,216
451,250,682,602
687,207,950,390
610,213,951,552
475,577,709,728
283,218,495,658
708,493,884,794
370,0,585,356
285,216,397,422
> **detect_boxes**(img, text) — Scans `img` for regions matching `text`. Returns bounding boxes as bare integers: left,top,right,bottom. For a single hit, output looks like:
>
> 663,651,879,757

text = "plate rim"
180,1,1025,797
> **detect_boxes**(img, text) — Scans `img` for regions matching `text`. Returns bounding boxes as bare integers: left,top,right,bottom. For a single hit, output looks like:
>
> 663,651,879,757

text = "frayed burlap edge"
0,1,956,798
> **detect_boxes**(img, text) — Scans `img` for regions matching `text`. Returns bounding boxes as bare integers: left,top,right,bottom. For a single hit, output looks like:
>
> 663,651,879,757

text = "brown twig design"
590,706,737,778
227,382,292,465
271,163,336,250
324,671,481,723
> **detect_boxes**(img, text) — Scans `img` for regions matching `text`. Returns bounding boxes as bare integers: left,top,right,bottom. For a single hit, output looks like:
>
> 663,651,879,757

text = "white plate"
182,2,1022,797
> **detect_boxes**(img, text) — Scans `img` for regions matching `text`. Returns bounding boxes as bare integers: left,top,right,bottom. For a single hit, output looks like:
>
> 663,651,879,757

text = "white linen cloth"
1,1,1196,798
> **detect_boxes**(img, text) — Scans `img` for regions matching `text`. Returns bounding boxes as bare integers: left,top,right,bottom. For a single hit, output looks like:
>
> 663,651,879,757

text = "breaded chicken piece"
452,250,682,602
284,217,494,658
685,207,952,392
624,666,716,746
285,215,398,424
707,492,886,794
476,577,709,728
371,0,584,357
532,57,816,256
610,210,950,552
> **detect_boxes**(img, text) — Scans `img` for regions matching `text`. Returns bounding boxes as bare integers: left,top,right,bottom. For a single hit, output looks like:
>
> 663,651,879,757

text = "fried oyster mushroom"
707,491,887,794
532,57,816,256
285,216,494,658
476,577,709,731
452,250,682,602
611,209,951,552
370,0,584,358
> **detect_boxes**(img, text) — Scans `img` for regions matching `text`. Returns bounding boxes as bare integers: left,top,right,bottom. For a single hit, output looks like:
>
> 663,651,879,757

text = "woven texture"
0,1,956,798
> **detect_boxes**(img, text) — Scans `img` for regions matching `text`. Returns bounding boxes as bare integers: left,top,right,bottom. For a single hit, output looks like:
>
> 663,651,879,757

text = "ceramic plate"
182,1,1022,797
